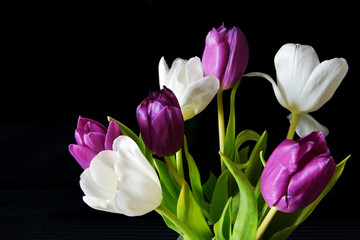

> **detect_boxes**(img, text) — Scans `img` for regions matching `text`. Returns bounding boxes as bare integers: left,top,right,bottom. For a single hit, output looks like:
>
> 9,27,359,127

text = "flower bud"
260,131,336,213
202,23,249,90
136,87,184,156
69,116,122,169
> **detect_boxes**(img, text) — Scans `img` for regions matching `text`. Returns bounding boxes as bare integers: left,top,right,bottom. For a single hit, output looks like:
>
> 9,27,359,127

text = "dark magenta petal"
261,131,335,213
69,144,97,169
77,116,106,133
83,132,106,152
136,88,184,156
104,120,122,150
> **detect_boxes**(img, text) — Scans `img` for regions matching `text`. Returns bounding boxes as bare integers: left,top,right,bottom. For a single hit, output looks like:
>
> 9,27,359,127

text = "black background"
1,1,359,239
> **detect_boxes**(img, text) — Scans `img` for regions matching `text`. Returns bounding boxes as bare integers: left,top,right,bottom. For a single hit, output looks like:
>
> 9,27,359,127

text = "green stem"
256,207,278,240
217,90,226,171
286,112,301,140
155,204,197,240
176,148,184,179
164,156,183,186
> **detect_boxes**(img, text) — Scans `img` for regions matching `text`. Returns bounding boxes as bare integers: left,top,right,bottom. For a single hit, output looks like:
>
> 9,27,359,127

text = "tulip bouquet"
69,23,350,239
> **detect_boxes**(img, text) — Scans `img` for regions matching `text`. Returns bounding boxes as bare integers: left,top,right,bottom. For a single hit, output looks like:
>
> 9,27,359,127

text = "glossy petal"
69,144,97,169
202,27,229,80
180,75,219,120
104,120,122,150
78,116,107,134
299,58,348,112
80,136,162,216
185,57,205,85
83,132,106,152
288,113,329,138
275,44,320,112
158,57,169,89
261,131,335,213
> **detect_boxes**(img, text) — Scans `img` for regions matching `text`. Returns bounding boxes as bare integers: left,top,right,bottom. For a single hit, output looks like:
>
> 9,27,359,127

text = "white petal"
287,113,329,138
274,44,320,111
243,72,289,110
89,150,119,192
185,56,203,85
112,136,160,185
298,58,348,112
80,169,118,213
180,76,219,120
166,58,188,98
158,57,169,89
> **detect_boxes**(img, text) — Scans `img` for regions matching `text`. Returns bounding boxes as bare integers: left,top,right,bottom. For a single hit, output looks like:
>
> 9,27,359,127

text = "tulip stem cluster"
217,90,226,171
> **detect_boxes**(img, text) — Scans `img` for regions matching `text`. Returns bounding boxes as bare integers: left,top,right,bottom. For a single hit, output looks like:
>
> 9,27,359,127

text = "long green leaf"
183,136,210,217
214,197,233,240
210,170,231,224
264,155,350,240
177,181,214,240
220,152,258,240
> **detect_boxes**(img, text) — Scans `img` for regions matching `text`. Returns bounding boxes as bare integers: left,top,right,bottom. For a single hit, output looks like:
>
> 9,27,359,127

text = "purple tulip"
136,86,184,157
202,23,249,90
260,131,336,213
69,116,122,169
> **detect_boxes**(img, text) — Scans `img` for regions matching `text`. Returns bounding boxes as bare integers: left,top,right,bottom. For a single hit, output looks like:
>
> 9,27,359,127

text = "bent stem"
287,112,301,140
217,90,226,171
256,207,278,240
155,204,197,240
164,156,183,186
176,148,184,179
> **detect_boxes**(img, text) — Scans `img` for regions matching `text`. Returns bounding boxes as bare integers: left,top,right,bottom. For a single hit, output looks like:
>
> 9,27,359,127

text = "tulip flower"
245,43,348,138
159,56,219,120
80,135,162,216
260,131,336,213
69,116,122,169
136,87,184,157
202,23,249,90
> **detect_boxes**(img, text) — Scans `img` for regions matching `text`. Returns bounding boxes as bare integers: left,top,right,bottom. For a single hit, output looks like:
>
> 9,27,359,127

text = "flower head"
260,131,336,212
136,87,184,156
159,56,219,120
69,116,122,169
202,23,249,90
80,136,162,216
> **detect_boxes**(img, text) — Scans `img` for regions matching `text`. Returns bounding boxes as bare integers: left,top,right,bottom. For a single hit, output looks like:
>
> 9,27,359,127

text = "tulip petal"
166,58,188,98
84,132,106,152
69,144,97,169
185,57,204,85
202,28,229,80
78,116,107,133
243,72,289,110
180,75,220,120
284,155,336,212
274,44,320,111
89,150,119,193
104,120,122,150
112,136,160,184
158,57,169,89
288,113,329,138
80,168,119,213
299,58,348,112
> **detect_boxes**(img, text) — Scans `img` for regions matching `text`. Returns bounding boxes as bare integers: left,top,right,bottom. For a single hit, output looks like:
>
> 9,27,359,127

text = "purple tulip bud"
69,116,122,169
260,131,336,213
202,23,249,90
136,86,184,157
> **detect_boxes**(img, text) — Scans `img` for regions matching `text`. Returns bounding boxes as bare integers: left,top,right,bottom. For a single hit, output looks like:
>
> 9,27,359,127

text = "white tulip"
244,43,348,137
80,135,162,216
159,56,220,120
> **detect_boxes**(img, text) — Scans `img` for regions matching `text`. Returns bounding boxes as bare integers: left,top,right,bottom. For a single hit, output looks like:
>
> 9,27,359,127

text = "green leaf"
202,172,217,202
244,131,267,186
177,181,214,240
183,136,210,217
264,155,351,240
214,197,233,240
224,80,241,161
234,130,260,164
210,170,231,224
220,152,258,240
